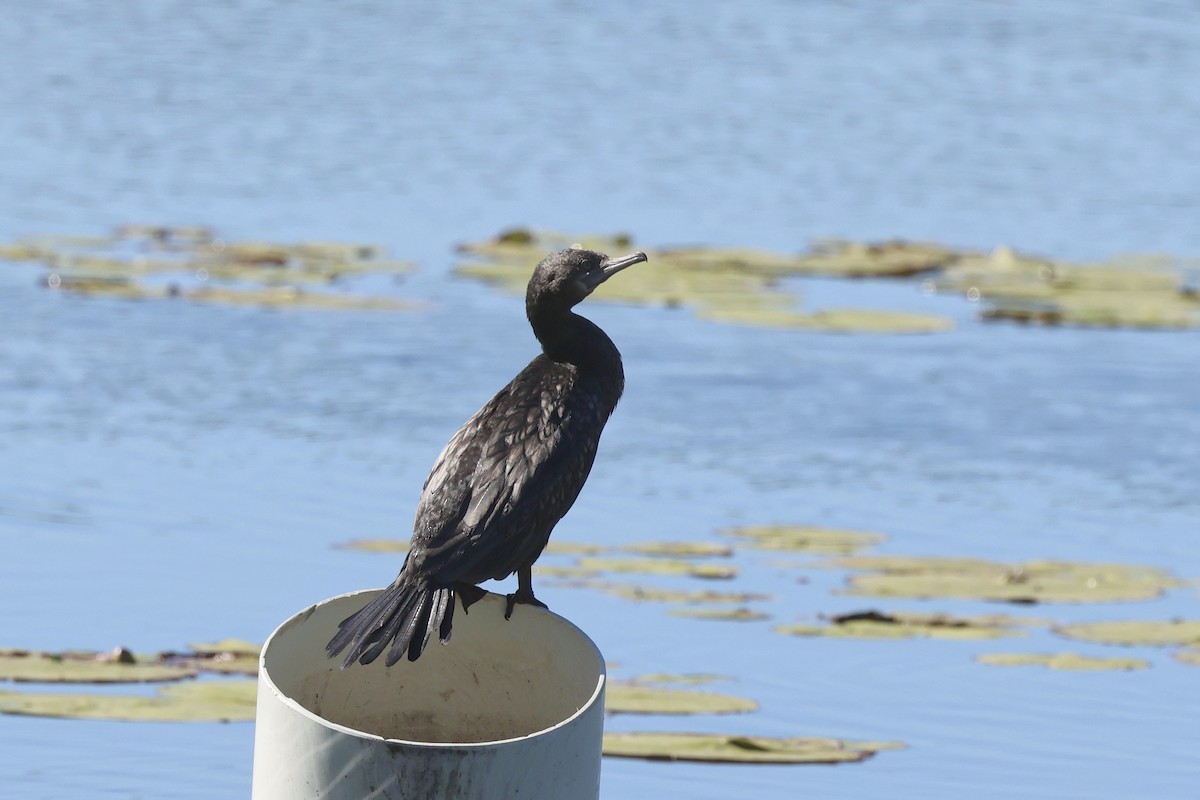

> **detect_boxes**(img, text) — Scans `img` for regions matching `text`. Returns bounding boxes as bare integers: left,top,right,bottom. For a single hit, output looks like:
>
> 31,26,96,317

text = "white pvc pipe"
252,589,606,799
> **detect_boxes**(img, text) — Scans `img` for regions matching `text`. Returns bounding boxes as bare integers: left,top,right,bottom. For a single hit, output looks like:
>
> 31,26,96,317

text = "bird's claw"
504,590,549,620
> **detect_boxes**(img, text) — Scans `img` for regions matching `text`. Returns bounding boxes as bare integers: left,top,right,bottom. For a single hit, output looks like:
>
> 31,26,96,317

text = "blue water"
2,2,1198,798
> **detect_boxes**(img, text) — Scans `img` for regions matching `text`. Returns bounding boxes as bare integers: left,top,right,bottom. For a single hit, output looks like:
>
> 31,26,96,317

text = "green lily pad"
0,680,257,722
670,607,769,622
721,525,885,555
601,732,905,764
586,581,772,605
974,652,1150,671
774,610,1036,640
834,557,1178,604
1053,619,1200,647
606,685,757,715
622,541,733,558
0,651,197,684
577,558,736,580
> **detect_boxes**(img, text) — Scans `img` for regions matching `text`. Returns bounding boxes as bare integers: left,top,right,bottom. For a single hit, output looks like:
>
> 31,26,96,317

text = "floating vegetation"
576,557,737,580
774,610,1038,640
1,225,417,310
0,680,257,722
458,229,1200,331
333,538,410,553
601,732,905,764
720,525,885,555
542,541,609,556
0,650,198,683
1052,619,1200,647
696,306,954,334
670,607,770,622
934,246,1200,329
583,581,772,605
974,653,1150,671
455,229,956,333
1174,649,1200,667
626,673,732,686
832,557,1179,604
622,541,734,558
606,684,758,715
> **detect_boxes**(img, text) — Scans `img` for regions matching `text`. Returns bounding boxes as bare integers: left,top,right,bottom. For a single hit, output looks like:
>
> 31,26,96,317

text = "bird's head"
526,248,648,314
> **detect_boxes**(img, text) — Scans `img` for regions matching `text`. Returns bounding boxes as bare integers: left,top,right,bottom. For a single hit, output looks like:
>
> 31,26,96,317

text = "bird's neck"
530,309,624,382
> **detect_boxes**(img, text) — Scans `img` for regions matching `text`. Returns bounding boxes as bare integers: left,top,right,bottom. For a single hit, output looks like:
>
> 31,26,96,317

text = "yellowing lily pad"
1053,619,1200,647
187,639,261,657
774,610,1036,640
622,541,733,558
834,557,1177,604
577,557,736,580
542,541,609,555
333,538,410,553
0,651,197,684
974,652,1149,671
586,581,772,605
627,673,731,686
1173,648,1200,666
606,685,757,715
601,732,905,764
721,525,885,555
697,306,954,334
0,680,257,722
670,607,769,622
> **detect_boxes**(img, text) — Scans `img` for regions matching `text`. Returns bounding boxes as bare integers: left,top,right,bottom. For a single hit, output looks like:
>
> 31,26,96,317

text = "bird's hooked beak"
584,251,648,291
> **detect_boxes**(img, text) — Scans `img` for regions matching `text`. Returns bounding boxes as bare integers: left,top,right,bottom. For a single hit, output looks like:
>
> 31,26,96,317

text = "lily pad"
774,610,1036,640
834,557,1178,604
627,673,731,686
697,306,954,334
577,557,736,580
1173,648,1200,667
721,525,885,555
601,732,905,764
184,286,414,311
606,685,757,715
586,581,772,605
333,538,410,553
0,651,197,684
622,541,733,558
670,607,769,622
187,639,261,657
1053,619,1200,647
457,232,954,332
974,652,1149,671
0,680,257,722
542,541,609,555
4,227,418,309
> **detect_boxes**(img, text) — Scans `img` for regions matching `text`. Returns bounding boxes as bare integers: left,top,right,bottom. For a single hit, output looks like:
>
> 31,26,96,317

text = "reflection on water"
2,2,1199,799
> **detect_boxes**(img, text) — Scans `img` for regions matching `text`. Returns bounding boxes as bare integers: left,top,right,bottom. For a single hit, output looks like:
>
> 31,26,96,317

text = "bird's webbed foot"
504,587,548,620
455,583,487,613
504,567,548,620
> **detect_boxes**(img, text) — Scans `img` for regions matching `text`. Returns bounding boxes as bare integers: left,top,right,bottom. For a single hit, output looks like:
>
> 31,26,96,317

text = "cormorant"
327,247,648,667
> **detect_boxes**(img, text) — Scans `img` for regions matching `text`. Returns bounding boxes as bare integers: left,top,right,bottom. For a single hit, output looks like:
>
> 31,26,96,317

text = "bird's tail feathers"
326,581,457,668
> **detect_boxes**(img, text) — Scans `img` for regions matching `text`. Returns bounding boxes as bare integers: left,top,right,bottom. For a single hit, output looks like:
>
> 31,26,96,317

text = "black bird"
327,247,648,667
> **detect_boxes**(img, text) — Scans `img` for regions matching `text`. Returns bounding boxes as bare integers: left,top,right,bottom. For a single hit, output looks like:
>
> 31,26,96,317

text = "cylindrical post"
252,589,606,800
